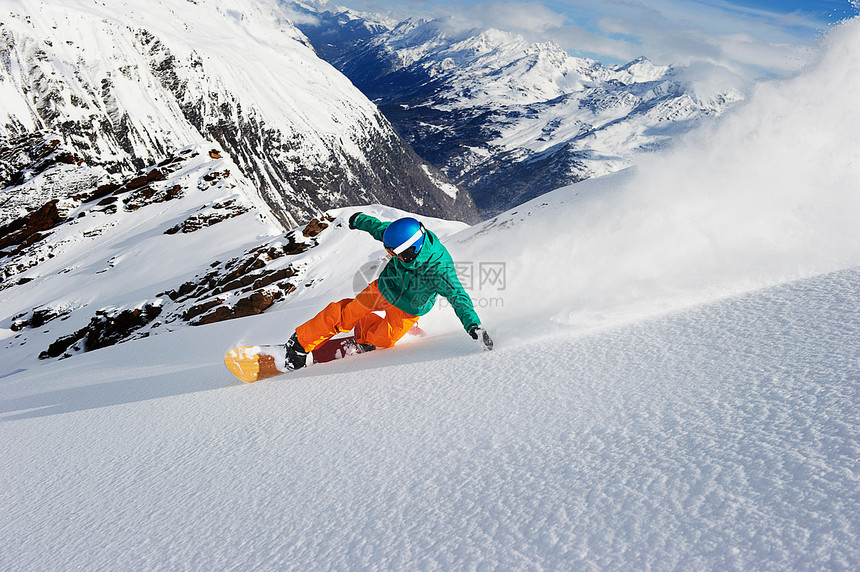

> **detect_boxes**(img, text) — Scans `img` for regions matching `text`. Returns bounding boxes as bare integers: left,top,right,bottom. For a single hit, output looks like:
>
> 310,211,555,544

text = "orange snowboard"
224,345,285,383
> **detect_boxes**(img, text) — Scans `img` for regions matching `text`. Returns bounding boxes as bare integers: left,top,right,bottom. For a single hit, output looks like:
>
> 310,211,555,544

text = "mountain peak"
610,55,668,84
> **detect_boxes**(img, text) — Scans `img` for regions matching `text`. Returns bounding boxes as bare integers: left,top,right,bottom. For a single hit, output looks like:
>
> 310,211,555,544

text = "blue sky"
306,0,859,87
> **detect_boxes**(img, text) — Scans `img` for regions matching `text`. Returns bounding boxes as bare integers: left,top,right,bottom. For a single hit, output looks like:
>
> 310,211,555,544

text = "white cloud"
579,1,827,85
464,0,831,84
315,0,848,86
466,1,567,35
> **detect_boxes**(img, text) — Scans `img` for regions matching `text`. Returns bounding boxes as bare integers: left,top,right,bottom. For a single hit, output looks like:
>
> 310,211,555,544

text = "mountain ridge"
290,4,743,215
0,0,478,227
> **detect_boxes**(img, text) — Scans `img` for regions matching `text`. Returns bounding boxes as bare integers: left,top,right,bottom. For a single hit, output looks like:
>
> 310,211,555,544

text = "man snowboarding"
284,212,493,370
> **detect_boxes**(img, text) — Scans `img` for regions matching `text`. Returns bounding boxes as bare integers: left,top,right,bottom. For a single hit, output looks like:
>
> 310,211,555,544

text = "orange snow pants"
295,280,420,352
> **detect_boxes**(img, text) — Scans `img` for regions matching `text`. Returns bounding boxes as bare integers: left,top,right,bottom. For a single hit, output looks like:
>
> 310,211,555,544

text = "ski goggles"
385,225,425,263
386,245,421,263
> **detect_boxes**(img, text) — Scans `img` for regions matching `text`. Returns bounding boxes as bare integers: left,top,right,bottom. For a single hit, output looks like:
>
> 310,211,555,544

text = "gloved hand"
467,324,493,351
348,212,362,229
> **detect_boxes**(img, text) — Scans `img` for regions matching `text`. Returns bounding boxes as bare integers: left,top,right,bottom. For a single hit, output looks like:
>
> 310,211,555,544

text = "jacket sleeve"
435,262,481,332
350,213,389,242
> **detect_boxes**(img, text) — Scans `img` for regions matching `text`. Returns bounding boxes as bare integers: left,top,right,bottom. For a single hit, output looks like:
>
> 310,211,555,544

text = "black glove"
467,324,493,351
348,212,362,229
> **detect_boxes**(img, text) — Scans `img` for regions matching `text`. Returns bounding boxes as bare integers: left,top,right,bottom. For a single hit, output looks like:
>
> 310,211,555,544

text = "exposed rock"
0,133,84,190
0,200,66,255
123,182,183,211
192,290,279,326
39,303,163,359
251,267,296,290
83,183,122,203
11,306,70,331
201,169,230,187
283,233,312,255
81,162,184,208
41,332,82,361
302,216,332,238
182,299,222,322
0,276,33,292
164,200,247,234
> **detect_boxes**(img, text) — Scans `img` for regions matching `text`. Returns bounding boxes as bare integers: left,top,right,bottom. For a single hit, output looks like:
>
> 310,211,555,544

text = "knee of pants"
297,299,353,351
361,314,419,349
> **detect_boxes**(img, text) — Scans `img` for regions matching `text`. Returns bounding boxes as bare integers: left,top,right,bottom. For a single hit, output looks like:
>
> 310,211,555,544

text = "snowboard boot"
351,322,376,354
285,332,308,370
342,337,376,356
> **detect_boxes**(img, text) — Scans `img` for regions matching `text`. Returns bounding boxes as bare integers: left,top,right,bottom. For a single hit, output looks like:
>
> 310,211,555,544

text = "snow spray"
461,17,860,330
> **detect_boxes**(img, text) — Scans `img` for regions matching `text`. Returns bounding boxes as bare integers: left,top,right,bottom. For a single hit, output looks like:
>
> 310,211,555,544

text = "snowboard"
224,325,425,383
224,344,286,383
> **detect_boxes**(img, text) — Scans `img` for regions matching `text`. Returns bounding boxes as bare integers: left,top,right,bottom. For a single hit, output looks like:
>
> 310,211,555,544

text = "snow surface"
1,267,857,570
1,12,859,572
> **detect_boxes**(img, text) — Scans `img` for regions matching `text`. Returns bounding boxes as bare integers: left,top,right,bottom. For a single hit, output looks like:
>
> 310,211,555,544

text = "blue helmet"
383,217,425,263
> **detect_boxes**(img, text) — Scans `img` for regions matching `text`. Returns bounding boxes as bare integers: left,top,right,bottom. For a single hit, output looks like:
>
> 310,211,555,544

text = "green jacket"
352,213,481,332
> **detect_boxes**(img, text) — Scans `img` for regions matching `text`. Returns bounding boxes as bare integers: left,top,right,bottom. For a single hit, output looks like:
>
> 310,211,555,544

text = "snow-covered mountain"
291,4,743,215
0,0,478,227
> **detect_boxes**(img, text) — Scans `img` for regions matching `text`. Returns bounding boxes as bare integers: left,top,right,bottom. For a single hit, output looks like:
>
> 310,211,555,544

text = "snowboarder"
284,213,493,370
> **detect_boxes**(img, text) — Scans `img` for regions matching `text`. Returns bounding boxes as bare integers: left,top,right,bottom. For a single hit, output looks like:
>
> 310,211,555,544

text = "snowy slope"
1,12,859,572
0,145,467,373
1,266,857,570
0,141,287,368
